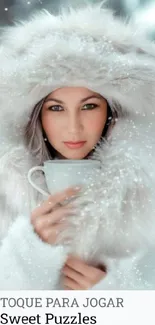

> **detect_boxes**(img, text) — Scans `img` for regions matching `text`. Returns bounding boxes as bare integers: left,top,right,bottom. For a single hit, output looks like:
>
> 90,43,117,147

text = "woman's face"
41,87,108,159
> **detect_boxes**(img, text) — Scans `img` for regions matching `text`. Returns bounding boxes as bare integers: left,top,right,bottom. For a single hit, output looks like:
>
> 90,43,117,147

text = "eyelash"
48,103,99,111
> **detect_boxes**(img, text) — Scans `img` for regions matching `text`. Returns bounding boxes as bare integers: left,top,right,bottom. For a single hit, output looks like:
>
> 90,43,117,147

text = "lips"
64,141,86,144
64,141,86,149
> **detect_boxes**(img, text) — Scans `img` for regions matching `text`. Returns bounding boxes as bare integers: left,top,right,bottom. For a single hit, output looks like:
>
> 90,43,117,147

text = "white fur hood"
0,3,155,139
0,4,155,267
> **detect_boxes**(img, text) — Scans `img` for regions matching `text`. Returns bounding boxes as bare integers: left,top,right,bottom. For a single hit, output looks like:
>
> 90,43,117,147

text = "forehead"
46,87,98,99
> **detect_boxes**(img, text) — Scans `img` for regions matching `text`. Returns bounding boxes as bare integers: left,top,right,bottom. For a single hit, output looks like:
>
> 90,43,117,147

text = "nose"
67,113,83,135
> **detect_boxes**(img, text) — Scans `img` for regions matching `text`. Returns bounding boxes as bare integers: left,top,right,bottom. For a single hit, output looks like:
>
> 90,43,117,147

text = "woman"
0,4,155,290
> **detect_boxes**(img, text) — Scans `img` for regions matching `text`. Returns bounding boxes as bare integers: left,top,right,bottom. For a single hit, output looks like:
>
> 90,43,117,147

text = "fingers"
33,207,74,232
62,257,106,290
62,266,90,290
65,256,90,277
31,187,80,220
31,187,80,245
32,204,75,244
38,223,67,244
63,277,84,290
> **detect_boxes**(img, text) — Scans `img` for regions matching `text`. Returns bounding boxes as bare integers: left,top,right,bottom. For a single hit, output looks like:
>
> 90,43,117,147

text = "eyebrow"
44,95,103,104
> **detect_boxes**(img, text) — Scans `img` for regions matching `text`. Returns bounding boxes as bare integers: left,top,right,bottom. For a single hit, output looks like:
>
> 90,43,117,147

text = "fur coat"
0,4,155,289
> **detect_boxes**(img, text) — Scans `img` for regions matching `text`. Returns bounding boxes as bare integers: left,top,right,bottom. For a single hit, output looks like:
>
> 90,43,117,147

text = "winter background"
0,0,155,40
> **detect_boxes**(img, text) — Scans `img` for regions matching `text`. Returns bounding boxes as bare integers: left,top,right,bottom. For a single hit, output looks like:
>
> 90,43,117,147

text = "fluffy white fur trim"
0,4,155,140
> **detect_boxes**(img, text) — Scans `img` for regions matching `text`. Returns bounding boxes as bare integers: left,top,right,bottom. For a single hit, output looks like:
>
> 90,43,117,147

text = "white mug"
27,159,100,196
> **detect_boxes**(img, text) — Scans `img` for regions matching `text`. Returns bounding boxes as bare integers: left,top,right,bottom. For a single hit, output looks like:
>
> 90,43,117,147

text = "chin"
65,154,87,160
59,150,90,160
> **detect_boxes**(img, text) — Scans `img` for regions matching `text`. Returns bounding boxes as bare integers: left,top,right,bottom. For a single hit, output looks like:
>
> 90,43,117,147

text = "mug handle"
27,166,49,197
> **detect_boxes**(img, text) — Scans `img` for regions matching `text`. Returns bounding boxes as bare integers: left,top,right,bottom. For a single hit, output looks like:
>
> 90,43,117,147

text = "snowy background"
0,0,155,39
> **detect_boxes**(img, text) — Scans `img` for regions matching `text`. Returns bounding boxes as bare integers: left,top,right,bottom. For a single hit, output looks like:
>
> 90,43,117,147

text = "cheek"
86,113,107,133
42,116,60,138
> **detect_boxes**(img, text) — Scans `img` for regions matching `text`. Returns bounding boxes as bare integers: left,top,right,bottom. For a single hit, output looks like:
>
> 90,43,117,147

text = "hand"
31,187,79,244
62,256,106,290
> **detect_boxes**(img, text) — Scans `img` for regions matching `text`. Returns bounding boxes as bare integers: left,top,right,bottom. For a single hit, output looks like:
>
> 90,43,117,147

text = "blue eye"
48,105,63,111
82,103,98,110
